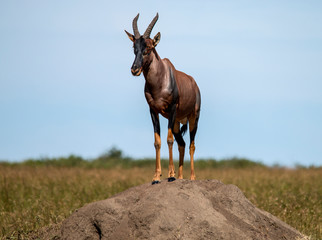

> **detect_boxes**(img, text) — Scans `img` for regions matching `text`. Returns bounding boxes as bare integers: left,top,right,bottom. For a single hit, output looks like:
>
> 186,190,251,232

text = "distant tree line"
0,147,318,169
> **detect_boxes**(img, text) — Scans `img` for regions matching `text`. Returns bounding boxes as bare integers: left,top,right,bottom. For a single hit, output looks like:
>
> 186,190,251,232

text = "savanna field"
0,150,321,239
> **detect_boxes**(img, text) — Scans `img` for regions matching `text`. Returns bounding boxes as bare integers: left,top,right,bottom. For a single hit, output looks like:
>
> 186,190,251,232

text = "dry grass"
199,167,322,239
0,165,321,239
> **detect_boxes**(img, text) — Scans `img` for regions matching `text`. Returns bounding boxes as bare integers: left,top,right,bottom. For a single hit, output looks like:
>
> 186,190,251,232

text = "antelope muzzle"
131,66,142,76
131,55,143,76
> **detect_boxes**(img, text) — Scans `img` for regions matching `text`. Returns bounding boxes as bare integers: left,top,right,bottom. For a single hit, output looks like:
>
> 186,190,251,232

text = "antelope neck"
143,49,166,90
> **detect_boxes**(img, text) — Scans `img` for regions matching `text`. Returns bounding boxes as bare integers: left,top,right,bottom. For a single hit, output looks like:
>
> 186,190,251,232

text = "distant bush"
194,157,265,169
22,155,87,167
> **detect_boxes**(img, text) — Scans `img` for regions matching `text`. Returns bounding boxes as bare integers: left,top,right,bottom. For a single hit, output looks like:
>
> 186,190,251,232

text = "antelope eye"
143,49,148,55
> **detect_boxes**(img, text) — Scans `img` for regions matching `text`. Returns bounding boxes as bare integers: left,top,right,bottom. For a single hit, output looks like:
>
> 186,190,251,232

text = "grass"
0,158,321,239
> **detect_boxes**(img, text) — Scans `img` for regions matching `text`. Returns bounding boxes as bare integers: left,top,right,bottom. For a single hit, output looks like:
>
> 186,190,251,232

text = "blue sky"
0,1,321,166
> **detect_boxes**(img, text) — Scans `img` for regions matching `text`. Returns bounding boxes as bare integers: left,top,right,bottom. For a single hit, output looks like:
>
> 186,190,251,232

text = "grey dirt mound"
57,180,307,240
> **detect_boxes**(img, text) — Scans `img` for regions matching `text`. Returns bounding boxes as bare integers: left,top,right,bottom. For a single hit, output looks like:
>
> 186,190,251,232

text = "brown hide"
143,46,200,121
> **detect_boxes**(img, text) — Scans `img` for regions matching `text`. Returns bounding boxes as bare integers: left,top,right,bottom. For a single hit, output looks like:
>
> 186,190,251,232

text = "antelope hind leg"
173,121,185,179
188,114,199,180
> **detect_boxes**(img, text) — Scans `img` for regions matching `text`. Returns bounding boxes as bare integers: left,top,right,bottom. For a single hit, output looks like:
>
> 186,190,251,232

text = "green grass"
0,156,321,239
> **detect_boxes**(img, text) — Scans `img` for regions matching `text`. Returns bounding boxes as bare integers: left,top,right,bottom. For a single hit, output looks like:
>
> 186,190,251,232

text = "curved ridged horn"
143,13,159,39
132,13,140,39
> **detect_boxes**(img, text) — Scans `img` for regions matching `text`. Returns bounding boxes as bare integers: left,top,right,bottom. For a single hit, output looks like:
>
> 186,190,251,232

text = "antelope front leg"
167,128,176,181
150,109,162,184
153,132,162,184
167,103,177,182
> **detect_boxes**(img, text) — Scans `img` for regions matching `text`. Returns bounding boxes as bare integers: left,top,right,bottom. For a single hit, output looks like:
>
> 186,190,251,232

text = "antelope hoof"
168,177,176,182
152,180,161,185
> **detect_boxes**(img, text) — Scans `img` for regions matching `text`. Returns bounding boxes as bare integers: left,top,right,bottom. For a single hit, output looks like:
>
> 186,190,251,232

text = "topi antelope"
125,13,201,184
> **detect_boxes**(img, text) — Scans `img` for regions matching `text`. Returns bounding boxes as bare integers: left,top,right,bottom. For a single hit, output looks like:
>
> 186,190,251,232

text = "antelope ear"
153,32,161,47
125,30,135,42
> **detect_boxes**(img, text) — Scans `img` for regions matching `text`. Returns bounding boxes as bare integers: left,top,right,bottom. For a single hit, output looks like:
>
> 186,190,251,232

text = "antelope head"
125,13,161,76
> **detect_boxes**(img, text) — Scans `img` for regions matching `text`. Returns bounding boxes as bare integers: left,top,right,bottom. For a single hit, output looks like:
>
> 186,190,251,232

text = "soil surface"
55,179,306,240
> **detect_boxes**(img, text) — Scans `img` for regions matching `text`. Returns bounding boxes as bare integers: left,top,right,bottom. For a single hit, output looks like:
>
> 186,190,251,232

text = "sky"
0,1,321,166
